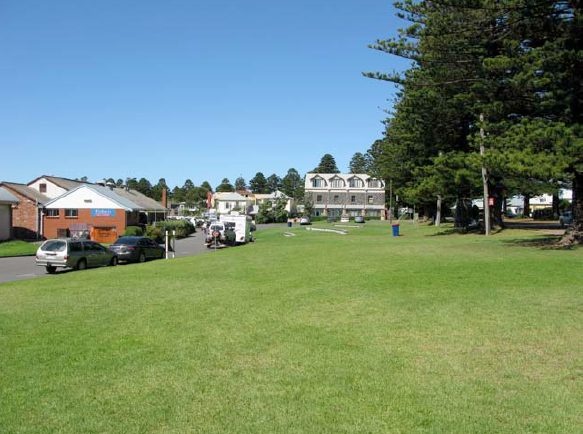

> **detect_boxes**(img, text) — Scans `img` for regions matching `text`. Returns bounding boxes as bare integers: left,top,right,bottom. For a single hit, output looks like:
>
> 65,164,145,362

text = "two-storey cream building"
304,173,386,219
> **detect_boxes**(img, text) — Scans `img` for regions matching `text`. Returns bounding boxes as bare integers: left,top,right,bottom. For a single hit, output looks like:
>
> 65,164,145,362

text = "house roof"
214,192,250,201
28,175,90,190
45,184,142,210
113,187,167,211
0,186,19,204
0,182,50,205
254,190,288,200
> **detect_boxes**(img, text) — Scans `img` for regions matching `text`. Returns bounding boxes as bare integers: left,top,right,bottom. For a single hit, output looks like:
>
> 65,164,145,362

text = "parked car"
108,236,165,263
559,210,573,228
354,216,365,223
36,239,118,274
299,217,311,225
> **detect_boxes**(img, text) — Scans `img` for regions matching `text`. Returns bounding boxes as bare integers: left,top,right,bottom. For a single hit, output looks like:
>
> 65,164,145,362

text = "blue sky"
1,0,408,190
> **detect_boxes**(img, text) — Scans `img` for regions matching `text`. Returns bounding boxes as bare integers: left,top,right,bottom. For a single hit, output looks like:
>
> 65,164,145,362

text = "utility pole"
435,195,442,226
480,113,491,236
388,179,393,224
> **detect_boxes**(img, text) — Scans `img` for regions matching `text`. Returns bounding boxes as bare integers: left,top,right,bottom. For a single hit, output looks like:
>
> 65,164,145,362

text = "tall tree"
136,177,152,197
349,152,368,173
266,174,282,193
313,154,340,173
281,168,304,199
216,178,235,192
249,172,269,193
235,177,247,191
151,178,168,202
200,181,213,192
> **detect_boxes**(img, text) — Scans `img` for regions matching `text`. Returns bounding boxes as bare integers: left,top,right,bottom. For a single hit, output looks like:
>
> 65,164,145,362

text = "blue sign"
91,209,116,217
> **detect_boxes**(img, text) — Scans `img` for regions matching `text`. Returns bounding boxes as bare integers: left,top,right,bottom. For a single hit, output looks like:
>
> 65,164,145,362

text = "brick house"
0,187,19,240
43,184,167,243
0,182,50,240
304,173,386,219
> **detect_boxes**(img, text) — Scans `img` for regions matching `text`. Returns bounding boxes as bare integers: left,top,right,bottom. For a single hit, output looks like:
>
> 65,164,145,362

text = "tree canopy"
366,0,582,240
313,154,340,174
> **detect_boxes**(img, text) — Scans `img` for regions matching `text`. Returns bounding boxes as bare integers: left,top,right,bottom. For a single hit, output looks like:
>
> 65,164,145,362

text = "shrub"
145,225,163,243
124,226,143,236
151,220,195,239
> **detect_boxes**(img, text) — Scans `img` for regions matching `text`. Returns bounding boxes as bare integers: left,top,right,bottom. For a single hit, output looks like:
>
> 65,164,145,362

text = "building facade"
0,182,49,239
0,187,19,240
304,173,386,219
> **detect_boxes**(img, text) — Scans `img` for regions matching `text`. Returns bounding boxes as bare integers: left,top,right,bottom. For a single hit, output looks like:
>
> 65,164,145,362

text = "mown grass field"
1,222,581,433
0,240,39,257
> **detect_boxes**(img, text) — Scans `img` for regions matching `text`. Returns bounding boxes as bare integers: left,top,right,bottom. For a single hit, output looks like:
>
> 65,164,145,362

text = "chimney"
162,188,168,208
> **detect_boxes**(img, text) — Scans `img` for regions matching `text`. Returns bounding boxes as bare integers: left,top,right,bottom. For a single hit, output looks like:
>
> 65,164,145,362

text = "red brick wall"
7,191,40,239
43,208,127,240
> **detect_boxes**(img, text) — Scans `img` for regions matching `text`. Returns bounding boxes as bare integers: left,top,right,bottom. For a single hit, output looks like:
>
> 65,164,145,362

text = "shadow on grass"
502,235,569,250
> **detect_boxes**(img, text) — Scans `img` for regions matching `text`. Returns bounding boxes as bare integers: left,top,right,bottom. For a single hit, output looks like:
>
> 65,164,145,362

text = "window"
39,183,47,193
351,195,356,203
368,179,381,188
65,209,78,218
46,209,59,217
333,195,339,203
348,178,363,188
311,177,326,188
316,195,323,203
330,178,345,188
368,195,374,204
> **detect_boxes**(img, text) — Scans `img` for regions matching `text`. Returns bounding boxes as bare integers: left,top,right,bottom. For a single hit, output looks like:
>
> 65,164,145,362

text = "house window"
333,195,339,203
316,195,323,203
65,209,78,218
46,209,59,218
368,179,381,188
330,178,345,188
348,178,363,188
311,178,326,188
368,195,374,204
351,195,356,203
39,183,47,193
225,202,231,209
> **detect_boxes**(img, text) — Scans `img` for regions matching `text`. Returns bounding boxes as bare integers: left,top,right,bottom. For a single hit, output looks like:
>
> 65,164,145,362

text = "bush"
124,226,143,236
151,220,195,239
145,225,163,243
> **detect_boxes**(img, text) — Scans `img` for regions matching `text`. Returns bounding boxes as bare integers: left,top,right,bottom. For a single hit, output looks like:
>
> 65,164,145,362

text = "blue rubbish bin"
391,224,400,237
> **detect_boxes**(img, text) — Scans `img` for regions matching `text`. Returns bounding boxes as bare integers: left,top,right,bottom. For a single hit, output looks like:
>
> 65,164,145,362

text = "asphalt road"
0,231,211,285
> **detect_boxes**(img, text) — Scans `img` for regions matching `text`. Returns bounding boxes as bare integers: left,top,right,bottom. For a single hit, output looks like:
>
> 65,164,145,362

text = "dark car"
559,211,573,228
108,236,165,263
36,239,118,274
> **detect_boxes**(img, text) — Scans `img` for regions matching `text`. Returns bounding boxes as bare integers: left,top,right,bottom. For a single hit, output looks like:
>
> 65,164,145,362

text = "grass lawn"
0,239,39,257
0,222,581,432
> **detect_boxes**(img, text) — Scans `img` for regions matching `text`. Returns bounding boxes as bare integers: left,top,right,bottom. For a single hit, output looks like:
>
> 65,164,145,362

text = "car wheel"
76,259,87,271
46,265,56,274
110,256,118,266
139,252,146,263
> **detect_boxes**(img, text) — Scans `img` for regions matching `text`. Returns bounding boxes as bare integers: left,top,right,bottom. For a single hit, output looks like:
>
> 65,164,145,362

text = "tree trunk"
523,193,531,218
559,172,583,246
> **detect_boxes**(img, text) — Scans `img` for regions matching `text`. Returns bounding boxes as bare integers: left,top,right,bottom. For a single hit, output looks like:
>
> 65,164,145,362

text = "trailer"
204,213,253,248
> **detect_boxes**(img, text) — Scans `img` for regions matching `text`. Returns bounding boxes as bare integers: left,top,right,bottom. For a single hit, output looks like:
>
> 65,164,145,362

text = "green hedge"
124,226,144,236
148,220,195,240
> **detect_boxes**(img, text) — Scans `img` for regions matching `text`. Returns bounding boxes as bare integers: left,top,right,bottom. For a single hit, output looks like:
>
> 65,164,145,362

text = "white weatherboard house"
0,187,19,240
213,192,254,215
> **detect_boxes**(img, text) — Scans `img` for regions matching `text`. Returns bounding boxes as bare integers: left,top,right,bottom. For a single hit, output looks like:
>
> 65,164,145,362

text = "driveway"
0,231,211,285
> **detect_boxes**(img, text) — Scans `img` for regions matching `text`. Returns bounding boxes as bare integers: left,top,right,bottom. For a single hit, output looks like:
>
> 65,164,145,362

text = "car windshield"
41,240,66,252
113,237,140,245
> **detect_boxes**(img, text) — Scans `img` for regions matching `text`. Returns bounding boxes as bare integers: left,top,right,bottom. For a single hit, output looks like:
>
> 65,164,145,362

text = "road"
0,231,211,285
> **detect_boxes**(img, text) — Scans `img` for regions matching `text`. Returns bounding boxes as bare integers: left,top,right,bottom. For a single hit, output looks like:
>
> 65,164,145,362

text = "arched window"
311,177,327,188
348,177,364,188
330,177,345,188
367,179,381,188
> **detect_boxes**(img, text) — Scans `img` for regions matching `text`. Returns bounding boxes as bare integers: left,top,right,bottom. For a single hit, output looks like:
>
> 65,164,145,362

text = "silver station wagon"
35,239,118,274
